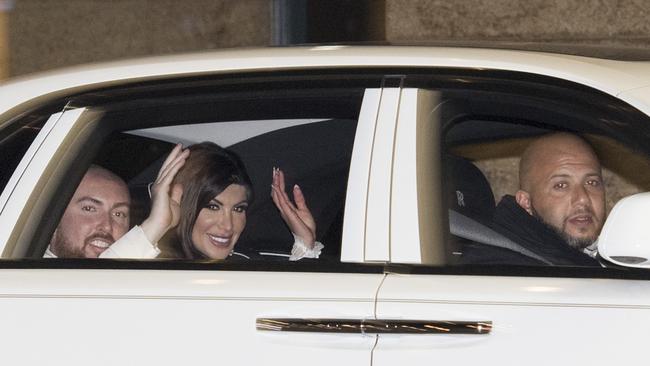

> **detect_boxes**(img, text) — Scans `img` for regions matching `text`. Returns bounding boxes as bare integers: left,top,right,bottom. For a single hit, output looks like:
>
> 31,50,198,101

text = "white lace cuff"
99,225,161,259
289,233,324,261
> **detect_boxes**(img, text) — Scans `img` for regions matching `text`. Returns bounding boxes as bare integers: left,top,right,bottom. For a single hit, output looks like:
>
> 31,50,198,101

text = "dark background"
3,0,650,78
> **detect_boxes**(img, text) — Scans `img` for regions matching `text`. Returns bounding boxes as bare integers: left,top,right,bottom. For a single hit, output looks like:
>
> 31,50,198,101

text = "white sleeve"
289,233,324,261
99,225,161,259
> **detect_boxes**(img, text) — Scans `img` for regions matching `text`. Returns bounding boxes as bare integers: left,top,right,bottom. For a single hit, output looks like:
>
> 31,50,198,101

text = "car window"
400,70,650,275
105,117,358,260
13,72,382,269
0,114,49,193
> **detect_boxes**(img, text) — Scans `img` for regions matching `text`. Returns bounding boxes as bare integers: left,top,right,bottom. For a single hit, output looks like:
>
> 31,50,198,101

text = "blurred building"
2,0,650,78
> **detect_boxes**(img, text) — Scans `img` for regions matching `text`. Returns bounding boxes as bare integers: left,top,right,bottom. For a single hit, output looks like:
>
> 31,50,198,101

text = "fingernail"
294,184,300,190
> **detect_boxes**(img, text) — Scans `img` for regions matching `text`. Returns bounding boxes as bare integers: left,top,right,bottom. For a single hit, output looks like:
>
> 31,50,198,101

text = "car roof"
378,41,650,61
3,45,650,117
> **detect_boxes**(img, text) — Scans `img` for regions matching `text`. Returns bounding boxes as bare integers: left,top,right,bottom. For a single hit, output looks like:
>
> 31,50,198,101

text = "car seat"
445,154,496,222
445,154,551,264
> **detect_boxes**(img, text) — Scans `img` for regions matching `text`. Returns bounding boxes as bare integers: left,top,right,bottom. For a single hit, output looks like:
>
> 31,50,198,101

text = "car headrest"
444,154,496,222
128,182,152,228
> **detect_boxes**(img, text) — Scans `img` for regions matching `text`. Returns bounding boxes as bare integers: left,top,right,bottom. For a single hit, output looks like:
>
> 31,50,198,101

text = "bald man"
462,133,603,265
515,133,606,251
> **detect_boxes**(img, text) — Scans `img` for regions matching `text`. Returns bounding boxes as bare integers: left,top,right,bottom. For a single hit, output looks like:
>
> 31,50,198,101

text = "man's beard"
50,230,115,258
531,209,596,250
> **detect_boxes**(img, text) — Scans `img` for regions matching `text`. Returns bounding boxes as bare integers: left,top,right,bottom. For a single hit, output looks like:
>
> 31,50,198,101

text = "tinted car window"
28,73,374,264
363,69,650,272
433,72,650,269
0,115,47,192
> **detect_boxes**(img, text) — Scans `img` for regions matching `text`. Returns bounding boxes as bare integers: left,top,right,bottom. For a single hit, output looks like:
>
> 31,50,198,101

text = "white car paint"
1,46,650,365
0,108,85,255
617,84,650,122
3,46,650,118
341,88,381,263
0,269,383,365
374,273,650,365
0,111,64,212
390,89,443,264
365,88,401,262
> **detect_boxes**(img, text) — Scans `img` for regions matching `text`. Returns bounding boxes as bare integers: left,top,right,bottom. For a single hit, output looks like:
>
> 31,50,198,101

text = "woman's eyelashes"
206,202,220,211
205,201,248,213
233,203,248,213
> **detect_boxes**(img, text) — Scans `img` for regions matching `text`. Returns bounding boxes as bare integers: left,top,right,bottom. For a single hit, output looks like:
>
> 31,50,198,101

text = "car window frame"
393,70,650,278
0,70,395,274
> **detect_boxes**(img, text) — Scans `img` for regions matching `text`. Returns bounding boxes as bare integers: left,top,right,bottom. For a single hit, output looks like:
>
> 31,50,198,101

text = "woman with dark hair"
102,142,322,260
172,142,253,259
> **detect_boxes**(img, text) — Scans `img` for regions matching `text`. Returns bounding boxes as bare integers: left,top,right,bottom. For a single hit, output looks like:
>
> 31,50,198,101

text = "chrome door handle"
257,318,492,334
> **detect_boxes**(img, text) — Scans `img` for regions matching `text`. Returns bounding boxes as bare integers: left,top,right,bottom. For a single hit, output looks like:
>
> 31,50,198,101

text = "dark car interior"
15,68,650,268
78,76,369,261
440,90,650,266
95,118,357,261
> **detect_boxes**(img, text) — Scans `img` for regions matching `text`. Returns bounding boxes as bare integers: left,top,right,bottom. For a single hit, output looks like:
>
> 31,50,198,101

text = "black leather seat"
445,154,496,223
445,154,552,265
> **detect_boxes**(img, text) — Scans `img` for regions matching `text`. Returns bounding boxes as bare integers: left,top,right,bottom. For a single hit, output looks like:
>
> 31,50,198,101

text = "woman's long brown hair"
172,142,253,259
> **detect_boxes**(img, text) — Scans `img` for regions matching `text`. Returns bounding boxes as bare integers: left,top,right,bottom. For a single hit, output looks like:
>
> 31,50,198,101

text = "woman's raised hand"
270,167,316,248
140,144,190,244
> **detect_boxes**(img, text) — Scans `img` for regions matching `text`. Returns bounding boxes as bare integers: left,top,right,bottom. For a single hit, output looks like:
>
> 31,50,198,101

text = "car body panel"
364,88,401,262
3,46,650,120
374,273,650,365
0,112,64,212
0,108,86,256
341,88,382,263
618,85,650,118
1,46,650,364
390,88,444,264
0,269,383,365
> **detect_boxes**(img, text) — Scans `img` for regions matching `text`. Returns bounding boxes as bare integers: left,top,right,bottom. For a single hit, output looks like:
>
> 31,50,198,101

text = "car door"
374,272,650,365
0,267,384,365
0,74,406,365
369,79,650,365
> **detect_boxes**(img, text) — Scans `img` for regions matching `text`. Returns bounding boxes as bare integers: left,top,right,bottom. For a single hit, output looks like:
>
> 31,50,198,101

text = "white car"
1,46,650,365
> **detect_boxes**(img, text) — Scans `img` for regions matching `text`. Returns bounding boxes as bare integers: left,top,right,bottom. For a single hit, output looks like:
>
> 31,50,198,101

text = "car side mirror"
598,192,650,269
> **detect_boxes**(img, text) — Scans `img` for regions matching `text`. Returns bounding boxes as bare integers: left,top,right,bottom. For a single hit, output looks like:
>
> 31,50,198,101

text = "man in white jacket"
45,144,321,260
45,164,134,258
45,146,190,259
